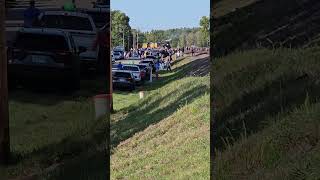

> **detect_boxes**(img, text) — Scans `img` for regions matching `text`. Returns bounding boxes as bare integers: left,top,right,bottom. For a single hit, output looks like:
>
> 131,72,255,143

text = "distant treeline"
112,9,209,49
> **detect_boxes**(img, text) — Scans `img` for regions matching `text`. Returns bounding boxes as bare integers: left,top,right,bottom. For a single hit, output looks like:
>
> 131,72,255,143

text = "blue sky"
111,0,210,32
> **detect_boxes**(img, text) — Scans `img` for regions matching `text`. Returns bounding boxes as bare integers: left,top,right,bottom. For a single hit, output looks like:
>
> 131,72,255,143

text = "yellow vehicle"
142,42,158,49
142,43,148,48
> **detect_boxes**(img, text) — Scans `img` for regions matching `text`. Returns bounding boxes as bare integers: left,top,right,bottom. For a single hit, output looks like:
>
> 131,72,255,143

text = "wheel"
64,56,80,91
130,84,135,91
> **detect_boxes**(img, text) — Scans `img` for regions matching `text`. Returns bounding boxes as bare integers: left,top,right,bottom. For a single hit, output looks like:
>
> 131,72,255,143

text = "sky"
111,0,210,32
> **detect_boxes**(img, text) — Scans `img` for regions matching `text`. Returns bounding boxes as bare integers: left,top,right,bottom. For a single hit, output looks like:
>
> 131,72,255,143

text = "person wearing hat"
23,0,41,27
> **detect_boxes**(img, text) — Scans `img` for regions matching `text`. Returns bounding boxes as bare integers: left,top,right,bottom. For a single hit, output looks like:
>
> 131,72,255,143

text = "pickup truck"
33,11,99,73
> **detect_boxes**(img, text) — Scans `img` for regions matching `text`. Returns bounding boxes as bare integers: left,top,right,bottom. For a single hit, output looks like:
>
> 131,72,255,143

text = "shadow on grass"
6,116,108,172
144,56,210,92
9,77,106,106
111,82,209,149
215,74,320,149
41,150,108,180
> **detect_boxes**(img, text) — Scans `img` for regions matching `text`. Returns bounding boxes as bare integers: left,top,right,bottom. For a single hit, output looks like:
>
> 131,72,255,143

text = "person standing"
166,58,172,71
63,0,76,11
117,62,123,70
182,47,185,57
23,0,40,28
155,60,160,79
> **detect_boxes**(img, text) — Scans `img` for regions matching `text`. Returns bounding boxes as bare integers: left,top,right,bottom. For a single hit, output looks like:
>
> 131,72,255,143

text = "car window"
123,66,139,71
115,72,131,78
14,33,69,51
86,11,108,28
69,35,77,52
40,15,93,31
36,15,60,28
138,65,146,69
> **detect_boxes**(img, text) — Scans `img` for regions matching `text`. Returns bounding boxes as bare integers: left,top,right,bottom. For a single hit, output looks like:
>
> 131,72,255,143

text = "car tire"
64,57,80,91
8,77,17,91
130,84,135,91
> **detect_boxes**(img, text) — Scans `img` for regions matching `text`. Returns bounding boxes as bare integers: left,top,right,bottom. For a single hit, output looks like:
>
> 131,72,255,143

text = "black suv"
7,28,86,90
112,70,136,91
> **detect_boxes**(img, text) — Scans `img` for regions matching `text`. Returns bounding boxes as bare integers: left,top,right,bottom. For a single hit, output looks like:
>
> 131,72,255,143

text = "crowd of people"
117,45,208,80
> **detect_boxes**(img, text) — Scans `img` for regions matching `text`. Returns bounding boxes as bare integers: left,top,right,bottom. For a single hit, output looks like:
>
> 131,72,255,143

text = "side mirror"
78,46,87,53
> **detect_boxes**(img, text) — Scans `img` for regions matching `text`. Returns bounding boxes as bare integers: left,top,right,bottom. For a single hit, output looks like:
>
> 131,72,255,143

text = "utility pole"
132,30,135,49
122,29,125,48
0,0,10,165
127,32,129,50
136,32,139,49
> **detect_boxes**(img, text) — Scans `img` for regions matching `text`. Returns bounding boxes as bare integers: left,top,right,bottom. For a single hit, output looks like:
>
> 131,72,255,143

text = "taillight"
12,49,26,60
57,52,69,56
55,51,72,64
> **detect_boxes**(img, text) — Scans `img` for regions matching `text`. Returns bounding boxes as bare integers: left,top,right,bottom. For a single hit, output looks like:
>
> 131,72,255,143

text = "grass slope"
111,78,210,179
5,79,108,179
39,55,210,179
110,55,210,179
212,48,320,179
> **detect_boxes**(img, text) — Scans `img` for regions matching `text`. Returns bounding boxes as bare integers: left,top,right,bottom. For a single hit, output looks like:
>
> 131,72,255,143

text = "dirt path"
186,53,210,77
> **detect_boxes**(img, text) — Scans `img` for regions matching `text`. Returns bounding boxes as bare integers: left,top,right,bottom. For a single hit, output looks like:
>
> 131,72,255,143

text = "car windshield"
37,15,93,31
113,52,120,55
14,33,69,51
123,66,139,71
114,72,131,78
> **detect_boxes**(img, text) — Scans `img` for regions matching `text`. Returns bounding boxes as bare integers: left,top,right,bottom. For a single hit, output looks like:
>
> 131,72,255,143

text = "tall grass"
212,48,320,179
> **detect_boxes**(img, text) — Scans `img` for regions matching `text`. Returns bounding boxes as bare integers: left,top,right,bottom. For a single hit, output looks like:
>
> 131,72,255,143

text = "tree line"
111,10,209,50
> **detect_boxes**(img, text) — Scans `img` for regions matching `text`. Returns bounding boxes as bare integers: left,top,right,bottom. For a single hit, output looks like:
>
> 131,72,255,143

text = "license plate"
31,55,48,64
119,79,126,82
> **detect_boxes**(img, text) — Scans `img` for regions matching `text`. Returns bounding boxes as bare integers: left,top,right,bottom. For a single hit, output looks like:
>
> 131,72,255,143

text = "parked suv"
7,28,85,90
112,70,135,91
33,11,98,73
122,64,142,84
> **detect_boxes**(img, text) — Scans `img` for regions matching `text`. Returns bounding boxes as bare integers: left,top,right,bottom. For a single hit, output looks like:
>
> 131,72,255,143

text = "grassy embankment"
34,54,210,179
4,79,109,179
212,48,320,179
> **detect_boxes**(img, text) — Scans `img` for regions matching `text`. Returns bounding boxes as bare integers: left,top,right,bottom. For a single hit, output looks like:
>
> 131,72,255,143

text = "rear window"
38,15,93,31
138,65,146,69
123,66,139,71
86,12,108,28
114,72,131,78
14,33,69,51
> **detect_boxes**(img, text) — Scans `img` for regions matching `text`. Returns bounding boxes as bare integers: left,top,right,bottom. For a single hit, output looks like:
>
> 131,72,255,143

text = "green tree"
111,10,132,50
200,16,210,47
186,32,195,46
179,32,187,48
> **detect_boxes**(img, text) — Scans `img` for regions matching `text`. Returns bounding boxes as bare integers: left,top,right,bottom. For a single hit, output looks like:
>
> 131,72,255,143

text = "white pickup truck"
33,11,99,72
